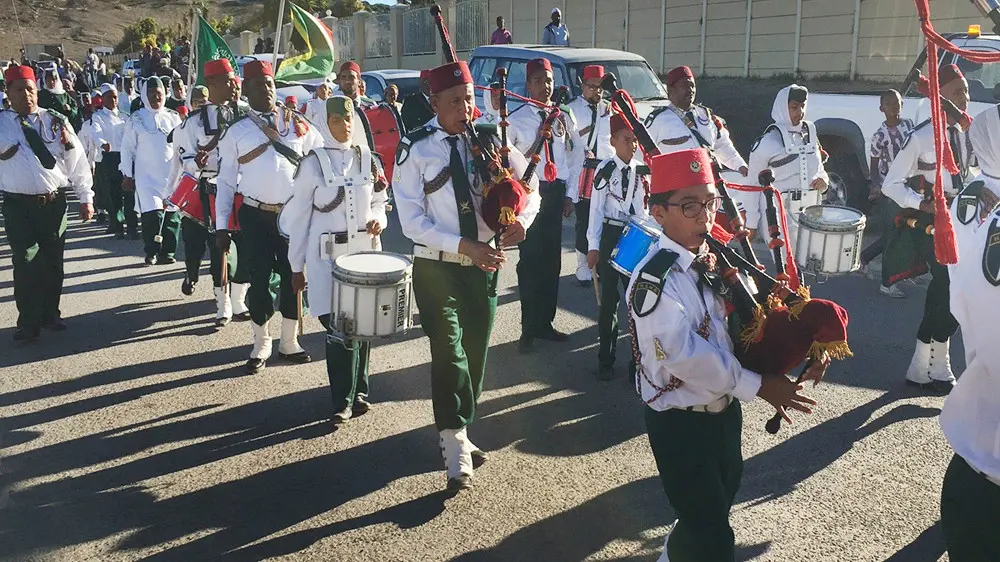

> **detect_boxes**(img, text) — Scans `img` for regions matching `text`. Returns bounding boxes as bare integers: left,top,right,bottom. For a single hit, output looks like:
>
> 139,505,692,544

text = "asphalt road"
0,203,959,562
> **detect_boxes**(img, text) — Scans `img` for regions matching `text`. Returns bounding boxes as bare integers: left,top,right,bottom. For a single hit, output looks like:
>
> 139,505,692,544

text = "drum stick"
590,266,601,306
296,290,304,336
220,254,229,292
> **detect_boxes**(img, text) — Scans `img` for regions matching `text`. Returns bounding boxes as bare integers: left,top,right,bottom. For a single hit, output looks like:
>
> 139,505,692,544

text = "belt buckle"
36,194,49,206
706,396,730,415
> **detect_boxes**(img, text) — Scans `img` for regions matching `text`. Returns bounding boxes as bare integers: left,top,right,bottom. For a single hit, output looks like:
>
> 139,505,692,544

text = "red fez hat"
427,61,473,95
666,65,694,87
582,65,604,81
527,58,553,78
610,113,629,136
340,61,361,76
285,95,298,108
737,298,851,377
177,105,189,118
649,149,715,195
243,60,273,81
4,64,35,83
204,58,234,77
92,94,103,107
939,64,964,86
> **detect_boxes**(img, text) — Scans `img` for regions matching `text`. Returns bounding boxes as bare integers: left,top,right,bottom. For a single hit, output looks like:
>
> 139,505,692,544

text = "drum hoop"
798,205,867,233
333,251,413,285
624,219,660,238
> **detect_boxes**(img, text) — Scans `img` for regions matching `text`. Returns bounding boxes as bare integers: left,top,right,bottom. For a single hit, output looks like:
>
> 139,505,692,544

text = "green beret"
326,95,353,117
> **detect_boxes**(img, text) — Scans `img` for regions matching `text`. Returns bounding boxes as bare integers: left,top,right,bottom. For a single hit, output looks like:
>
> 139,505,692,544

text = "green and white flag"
274,2,336,82
193,14,237,86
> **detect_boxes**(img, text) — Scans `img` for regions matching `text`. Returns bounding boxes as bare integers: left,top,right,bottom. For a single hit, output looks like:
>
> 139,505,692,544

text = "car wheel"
825,153,869,213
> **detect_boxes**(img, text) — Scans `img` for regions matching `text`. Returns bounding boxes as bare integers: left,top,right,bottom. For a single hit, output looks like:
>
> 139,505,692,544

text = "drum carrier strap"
629,249,679,318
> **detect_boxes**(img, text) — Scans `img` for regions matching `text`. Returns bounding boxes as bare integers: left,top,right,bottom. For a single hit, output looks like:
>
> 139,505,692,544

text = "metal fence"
366,14,392,59
336,19,355,61
455,0,490,52
402,6,436,56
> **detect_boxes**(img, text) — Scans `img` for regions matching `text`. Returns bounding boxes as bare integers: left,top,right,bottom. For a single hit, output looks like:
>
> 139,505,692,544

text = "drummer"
586,113,649,381
282,95,388,425
172,58,251,326
393,60,540,491
568,65,614,286
746,84,829,254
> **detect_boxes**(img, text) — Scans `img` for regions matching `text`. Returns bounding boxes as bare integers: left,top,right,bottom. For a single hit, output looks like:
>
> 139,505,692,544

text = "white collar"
656,231,704,272
613,154,634,170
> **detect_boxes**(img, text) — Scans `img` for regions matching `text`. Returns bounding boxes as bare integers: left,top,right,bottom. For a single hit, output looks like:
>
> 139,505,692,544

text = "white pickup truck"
809,30,1000,210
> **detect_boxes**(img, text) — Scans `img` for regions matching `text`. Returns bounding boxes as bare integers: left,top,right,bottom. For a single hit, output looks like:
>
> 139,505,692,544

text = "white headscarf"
139,77,173,134
319,95,354,149
969,105,1000,180
771,84,808,130
44,70,65,95
99,82,117,96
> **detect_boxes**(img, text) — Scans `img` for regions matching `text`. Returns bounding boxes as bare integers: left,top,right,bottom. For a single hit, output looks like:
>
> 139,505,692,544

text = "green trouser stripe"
2,194,68,328
412,258,496,431
140,210,181,258
181,218,248,286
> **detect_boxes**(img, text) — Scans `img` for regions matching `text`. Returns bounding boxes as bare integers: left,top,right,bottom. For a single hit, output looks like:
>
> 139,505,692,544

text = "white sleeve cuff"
733,369,762,403
442,234,463,255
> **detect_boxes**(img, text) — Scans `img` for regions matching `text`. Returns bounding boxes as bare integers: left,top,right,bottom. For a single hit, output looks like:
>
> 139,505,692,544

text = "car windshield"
388,77,421,98
954,50,1000,103
567,61,666,100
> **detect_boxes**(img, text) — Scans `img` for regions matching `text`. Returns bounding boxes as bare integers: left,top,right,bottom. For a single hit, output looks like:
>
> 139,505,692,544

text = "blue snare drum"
610,218,661,276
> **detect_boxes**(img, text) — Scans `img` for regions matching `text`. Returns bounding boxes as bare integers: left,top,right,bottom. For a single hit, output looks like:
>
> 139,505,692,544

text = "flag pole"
188,5,198,86
11,0,26,54
272,0,287,68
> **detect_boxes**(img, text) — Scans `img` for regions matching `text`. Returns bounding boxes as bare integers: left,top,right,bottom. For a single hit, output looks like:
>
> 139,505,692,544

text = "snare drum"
167,173,243,231
577,158,600,200
610,218,661,277
794,205,867,275
331,252,414,339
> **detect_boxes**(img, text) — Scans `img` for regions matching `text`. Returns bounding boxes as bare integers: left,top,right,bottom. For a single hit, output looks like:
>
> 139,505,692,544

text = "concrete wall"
244,0,989,81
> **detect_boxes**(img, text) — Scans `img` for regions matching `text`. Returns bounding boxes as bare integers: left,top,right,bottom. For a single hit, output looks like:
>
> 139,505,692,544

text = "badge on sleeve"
983,217,1000,286
956,181,983,225
631,278,663,317
628,249,678,317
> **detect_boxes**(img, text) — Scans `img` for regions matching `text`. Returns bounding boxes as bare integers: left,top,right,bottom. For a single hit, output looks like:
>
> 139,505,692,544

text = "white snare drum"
794,205,867,275
331,252,414,339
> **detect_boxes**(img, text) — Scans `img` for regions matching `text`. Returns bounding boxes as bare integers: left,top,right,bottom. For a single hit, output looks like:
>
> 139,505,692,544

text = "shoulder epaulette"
630,249,679,317
751,124,781,152
594,160,617,189
636,164,650,176
46,108,67,124
396,125,434,166
643,106,669,128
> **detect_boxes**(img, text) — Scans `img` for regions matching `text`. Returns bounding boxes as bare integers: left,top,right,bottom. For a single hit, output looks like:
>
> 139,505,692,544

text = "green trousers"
181,217,248,287
942,454,1000,561
238,205,297,326
413,258,496,431
320,314,371,413
646,401,743,562
140,210,181,259
100,153,137,234
598,223,627,368
2,192,68,329
517,181,566,337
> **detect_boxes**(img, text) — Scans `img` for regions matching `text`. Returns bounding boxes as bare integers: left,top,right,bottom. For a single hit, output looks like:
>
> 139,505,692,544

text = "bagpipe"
601,74,851,433
519,85,571,186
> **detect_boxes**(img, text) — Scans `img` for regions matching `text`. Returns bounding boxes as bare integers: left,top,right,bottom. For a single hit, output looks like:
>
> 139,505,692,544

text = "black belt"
2,190,64,206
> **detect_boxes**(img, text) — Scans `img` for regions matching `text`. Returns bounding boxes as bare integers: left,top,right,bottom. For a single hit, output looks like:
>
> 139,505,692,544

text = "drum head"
799,205,866,232
333,252,412,285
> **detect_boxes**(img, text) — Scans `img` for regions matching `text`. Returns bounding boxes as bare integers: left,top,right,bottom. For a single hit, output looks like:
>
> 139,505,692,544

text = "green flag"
274,2,336,82
194,15,237,86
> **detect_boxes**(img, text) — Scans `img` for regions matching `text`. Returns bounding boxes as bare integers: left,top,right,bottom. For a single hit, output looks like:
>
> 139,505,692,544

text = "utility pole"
11,0,26,55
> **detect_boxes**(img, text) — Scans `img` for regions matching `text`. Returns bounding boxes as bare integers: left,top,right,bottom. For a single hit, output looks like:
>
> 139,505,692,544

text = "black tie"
621,165,631,201
447,136,478,239
19,116,57,170
949,127,964,191
539,109,554,164
685,110,696,127
587,104,598,149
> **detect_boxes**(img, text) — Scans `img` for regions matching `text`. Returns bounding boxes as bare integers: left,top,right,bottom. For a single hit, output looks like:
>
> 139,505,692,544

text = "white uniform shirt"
215,105,324,228
647,103,747,172
0,108,93,202
747,124,828,195
172,102,235,179
567,96,614,161
393,117,541,254
119,107,182,213
882,121,973,210
282,144,389,318
627,234,762,410
941,177,1000,480
586,154,649,252
304,97,326,129
505,102,586,202
89,107,127,164
118,91,138,115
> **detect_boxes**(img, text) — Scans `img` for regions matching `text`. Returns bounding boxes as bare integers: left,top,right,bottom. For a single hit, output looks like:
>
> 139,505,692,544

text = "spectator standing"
490,16,513,45
254,38,265,54
541,8,569,46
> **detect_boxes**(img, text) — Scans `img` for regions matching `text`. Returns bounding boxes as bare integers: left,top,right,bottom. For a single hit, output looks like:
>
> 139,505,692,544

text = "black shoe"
278,351,312,364
598,364,615,381
246,357,266,375
906,378,955,395
157,256,176,265
96,213,108,224
471,449,489,468
42,316,67,331
13,326,40,342
233,311,252,321
181,277,196,296
332,406,352,425
144,255,157,266
352,396,371,416
215,316,231,327
518,336,534,354
535,329,569,342
446,474,473,492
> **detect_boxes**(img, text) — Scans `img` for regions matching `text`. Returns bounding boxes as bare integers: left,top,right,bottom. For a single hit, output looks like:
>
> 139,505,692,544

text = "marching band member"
215,60,324,375
282,96,388,424
393,60,540,491
747,85,829,251
586,114,649,380
118,76,137,115
0,65,94,341
120,77,182,266
568,64,614,285
304,77,335,126
90,83,132,238
173,59,251,326
880,65,971,394
940,104,1000,561
506,57,585,353
474,80,503,126
335,61,377,150
628,148,824,562
400,69,434,134
165,79,187,112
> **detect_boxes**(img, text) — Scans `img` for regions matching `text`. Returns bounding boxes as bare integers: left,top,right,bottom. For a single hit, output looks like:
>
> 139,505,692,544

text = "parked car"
467,45,669,118
808,28,999,210
361,69,421,102
121,59,139,77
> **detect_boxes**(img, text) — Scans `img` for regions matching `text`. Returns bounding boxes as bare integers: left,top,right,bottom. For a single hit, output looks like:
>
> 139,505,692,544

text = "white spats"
278,317,306,355
905,340,932,384
575,251,592,282
929,339,956,382
439,427,474,479
231,282,250,316
251,322,273,360
214,287,232,323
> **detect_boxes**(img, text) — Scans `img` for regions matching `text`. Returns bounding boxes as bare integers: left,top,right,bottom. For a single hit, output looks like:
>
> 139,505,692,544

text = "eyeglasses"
663,196,723,218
